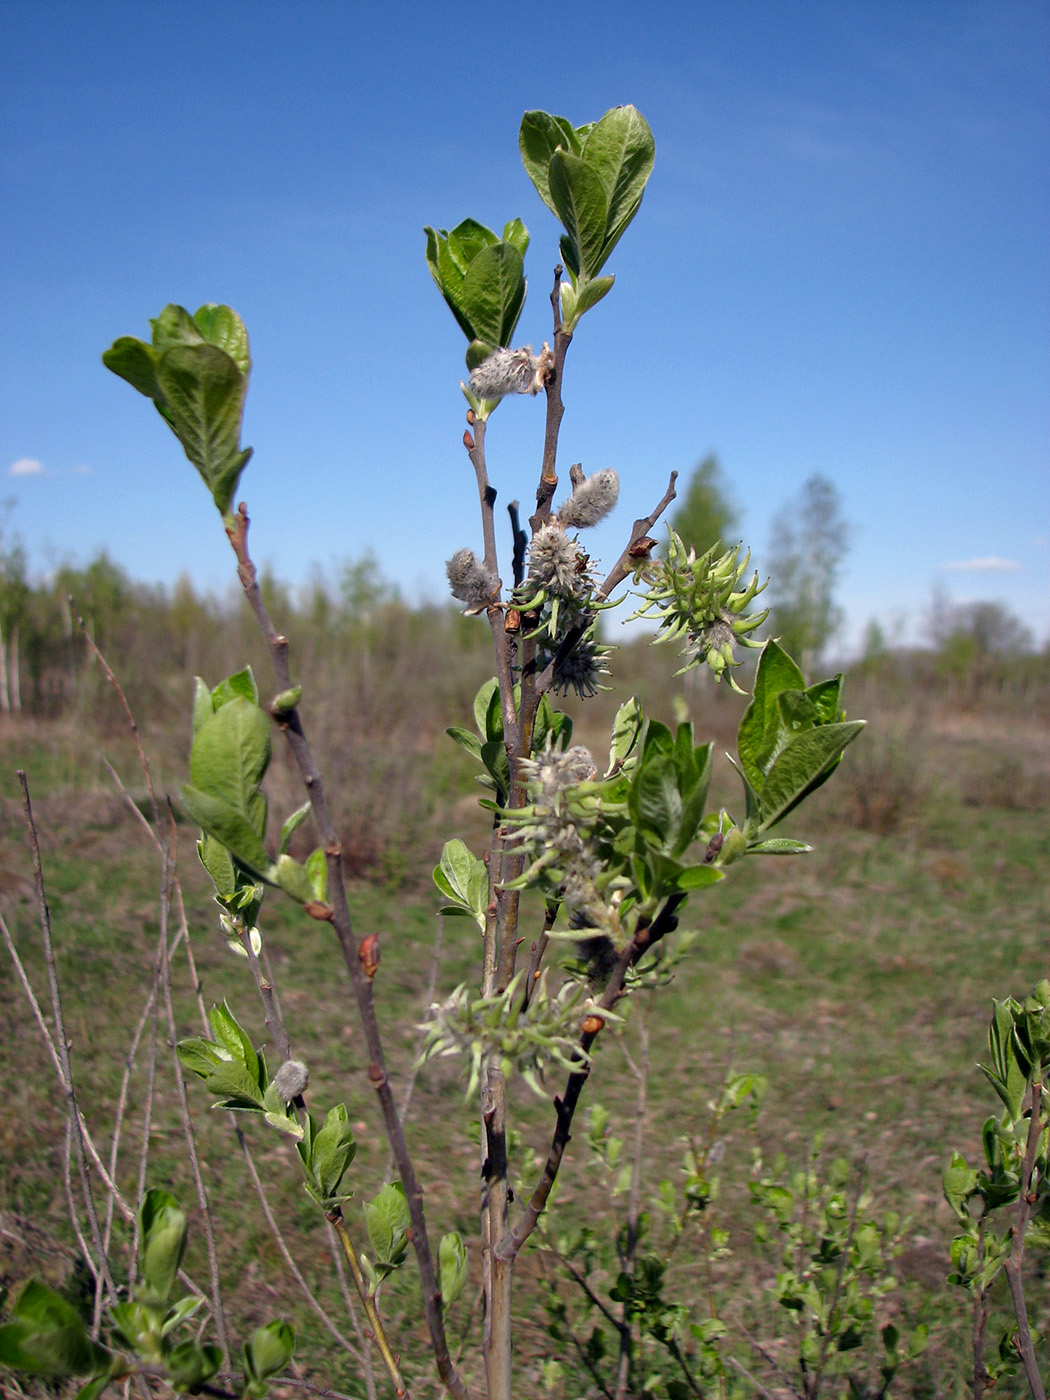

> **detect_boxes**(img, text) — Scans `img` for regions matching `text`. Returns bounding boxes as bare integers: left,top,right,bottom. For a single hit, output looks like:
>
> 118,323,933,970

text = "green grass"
1,694,1048,1398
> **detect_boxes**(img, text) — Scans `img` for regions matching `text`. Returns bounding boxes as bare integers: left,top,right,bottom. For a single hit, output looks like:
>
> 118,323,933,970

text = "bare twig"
155,850,231,1359
19,773,119,1317
614,996,652,1400
225,503,466,1400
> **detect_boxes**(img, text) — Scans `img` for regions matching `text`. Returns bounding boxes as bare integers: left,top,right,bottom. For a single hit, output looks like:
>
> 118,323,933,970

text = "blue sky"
3,0,1047,653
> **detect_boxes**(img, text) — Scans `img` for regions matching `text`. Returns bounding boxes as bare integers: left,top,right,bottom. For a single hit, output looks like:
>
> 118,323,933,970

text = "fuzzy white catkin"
556,469,620,530
274,1059,309,1101
527,525,581,592
468,347,537,400
446,548,497,608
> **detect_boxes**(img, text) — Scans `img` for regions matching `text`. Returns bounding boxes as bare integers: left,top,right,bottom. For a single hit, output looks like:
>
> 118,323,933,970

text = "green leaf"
608,696,644,773
191,694,270,826
102,337,162,402
433,839,488,929
481,739,511,806
501,217,530,258
310,1105,357,1202
279,801,312,855
446,725,483,760
628,751,682,855
579,107,654,253
364,1182,410,1272
675,865,724,891
191,675,215,735
197,833,238,896
184,691,272,871
76,1373,116,1400
671,730,712,858
549,149,608,280
439,1232,469,1309
747,837,813,855
0,1280,107,1377
244,1320,294,1381
138,1189,187,1305
474,677,500,738
737,640,806,792
151,303,205,353
192,303,251,375
160,1294,204,1338
175,1036,225,1079
572,274,615,322
211,667,260,708
166,1340,222,1391
305,847,327,901
677,868,728,890
943,1152,979,1219
155,343,252,517
519,111,582,214
209,1001,260,1072
459,242,526,348
276,853,314,904
180,785,275,879
757,720,865,829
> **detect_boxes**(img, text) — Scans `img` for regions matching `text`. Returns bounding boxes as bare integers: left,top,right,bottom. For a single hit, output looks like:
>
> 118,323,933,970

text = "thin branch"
19,773,119,1314
71,600,162,831
155,850,230,1360
1003,1080,1047,1400
385,916,445,1182
225,503,466,1400
327,1209,408,1398
529,265,572,533
614,996,652,1400
507,500,527,588
235,1134,359,1358
498,894,684,1262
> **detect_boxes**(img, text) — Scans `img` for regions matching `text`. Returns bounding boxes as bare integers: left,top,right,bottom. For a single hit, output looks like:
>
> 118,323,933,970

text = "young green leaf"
0,1280,108,1378
439,1232,469,1309
433,839,488,929
519,110,582,214
137,1189,187,1306
549,149,608,280
364,1182,411,1275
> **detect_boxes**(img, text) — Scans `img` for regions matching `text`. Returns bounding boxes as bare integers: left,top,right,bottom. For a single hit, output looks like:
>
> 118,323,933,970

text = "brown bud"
627,536,658,560
358,934,380,980
463,430,475,451
703,832,724,865
581,1014,606,1035
504,608,521,633
466,408,476,424
305,900,335,921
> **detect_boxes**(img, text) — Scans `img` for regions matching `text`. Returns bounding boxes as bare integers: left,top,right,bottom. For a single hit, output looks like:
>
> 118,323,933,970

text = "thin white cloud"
943,556,1022,572
9,457,45,477
73,464,92,475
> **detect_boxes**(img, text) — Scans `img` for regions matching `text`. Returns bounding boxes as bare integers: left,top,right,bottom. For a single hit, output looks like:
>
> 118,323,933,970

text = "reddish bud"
359,933,381,980
581,1014,606,1035
463,430,475,451
504,608,521,633
466,408,476,424
627,536,657,560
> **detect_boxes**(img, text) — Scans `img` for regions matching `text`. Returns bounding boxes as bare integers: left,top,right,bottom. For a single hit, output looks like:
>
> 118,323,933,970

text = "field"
1,638,1048,1398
